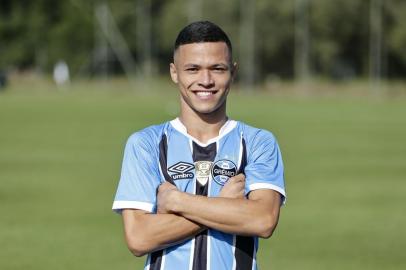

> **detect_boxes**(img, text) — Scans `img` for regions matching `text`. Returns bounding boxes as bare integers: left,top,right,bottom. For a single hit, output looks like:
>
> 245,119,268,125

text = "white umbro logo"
168,162,194,174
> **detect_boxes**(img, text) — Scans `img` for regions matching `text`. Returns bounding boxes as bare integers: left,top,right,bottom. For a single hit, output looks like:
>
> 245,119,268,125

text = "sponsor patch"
168,162,194,180
194,161,213,185
211,159,237,186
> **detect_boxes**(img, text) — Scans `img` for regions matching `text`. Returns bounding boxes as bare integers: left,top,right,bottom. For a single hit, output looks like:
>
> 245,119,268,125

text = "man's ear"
231,62,238,81
170,63,178,84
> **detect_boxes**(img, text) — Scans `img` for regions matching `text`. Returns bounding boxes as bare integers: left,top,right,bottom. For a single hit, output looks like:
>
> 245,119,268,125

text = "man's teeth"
196,91,213,96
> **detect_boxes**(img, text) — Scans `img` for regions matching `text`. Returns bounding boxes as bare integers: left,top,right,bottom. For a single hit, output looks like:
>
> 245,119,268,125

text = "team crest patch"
168,162,194,180
194,161,213,185
212,159,237,186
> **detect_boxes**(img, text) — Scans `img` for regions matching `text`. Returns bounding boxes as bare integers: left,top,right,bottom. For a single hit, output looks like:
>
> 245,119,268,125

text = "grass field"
1,78,405,269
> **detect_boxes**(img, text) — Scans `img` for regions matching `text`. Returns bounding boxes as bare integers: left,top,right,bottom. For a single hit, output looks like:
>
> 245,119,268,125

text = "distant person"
112,21,286,270
53,60,70,86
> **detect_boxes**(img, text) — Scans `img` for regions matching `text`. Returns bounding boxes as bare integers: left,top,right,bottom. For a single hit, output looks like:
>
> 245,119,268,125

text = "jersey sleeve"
244,130,286,203
112,132,162,213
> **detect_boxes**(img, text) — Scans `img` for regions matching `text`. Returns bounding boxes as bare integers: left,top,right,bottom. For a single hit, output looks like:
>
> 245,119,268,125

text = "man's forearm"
167,190,281,238
123,209,205,256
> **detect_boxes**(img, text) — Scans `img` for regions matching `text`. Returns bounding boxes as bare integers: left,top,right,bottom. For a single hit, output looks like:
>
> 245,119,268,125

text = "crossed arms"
122,174,282,257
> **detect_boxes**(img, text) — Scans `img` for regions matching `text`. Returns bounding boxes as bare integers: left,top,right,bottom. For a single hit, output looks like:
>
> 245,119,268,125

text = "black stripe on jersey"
235,137,255,270
149,250,163,270
159,134,175,185
192,141,216,270
150,134,171,270
238,137,247,174
235,236,255,270
192,142,217,162
192,229,208,270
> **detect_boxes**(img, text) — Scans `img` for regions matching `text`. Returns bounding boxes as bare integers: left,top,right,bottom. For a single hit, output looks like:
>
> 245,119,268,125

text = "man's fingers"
158,181,177,193
229,173,245,183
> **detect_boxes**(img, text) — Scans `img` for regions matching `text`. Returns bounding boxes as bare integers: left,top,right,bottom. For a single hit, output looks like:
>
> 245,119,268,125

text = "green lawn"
1,79,405,269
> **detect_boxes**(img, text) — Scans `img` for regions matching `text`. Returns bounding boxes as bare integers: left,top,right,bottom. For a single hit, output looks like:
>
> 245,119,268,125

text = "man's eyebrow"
183,63,230,69
208,63,230,70
211,63,229,68
183,63,201,68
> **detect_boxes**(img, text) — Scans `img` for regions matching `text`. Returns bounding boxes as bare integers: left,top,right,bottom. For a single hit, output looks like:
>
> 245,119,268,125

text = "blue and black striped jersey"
113,118,286,270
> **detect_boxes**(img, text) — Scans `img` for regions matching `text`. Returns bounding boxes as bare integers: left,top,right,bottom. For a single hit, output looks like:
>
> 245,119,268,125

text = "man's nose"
198,70,214,88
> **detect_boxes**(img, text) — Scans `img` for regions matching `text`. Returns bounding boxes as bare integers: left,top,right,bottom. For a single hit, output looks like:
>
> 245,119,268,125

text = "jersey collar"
170,117,237,147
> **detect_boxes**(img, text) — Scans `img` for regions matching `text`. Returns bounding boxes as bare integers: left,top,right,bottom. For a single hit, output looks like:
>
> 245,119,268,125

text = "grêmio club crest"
211,159,237,186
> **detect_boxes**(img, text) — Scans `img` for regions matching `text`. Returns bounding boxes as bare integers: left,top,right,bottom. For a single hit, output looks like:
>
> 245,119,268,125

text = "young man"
112,21,286,270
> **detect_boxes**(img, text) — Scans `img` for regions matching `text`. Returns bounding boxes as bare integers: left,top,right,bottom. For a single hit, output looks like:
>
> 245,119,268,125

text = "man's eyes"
184,67,228,73
185,67,198,72
213,67,227,72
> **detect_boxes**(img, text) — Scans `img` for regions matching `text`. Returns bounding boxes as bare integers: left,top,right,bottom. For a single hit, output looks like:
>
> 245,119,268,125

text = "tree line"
0,0,405,82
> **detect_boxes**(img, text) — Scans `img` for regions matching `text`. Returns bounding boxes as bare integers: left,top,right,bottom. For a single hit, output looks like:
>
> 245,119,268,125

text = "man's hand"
219,174,246,199
157,181,178,214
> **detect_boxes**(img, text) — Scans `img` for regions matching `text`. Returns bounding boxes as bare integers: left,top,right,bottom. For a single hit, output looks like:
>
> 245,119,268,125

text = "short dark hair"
174,21,232,58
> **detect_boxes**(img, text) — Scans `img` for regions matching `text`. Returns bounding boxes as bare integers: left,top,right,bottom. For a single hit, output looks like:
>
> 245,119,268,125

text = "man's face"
170,42,236,115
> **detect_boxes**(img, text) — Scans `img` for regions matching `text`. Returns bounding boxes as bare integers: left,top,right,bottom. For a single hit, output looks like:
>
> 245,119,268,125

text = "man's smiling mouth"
193,90,218,97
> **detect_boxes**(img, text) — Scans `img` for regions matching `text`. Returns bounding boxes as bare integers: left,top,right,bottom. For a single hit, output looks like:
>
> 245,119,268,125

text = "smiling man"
112,21,286,270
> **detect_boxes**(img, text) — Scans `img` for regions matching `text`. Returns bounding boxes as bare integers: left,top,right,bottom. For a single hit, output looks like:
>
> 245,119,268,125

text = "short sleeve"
244,131,286,204
112,133,162,213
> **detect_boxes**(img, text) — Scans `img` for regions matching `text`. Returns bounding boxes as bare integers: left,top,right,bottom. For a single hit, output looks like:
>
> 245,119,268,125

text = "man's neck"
179,108,227,144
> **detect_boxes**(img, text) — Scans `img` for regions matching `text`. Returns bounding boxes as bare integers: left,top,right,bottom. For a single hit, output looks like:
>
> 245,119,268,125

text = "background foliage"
1,0,406,80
